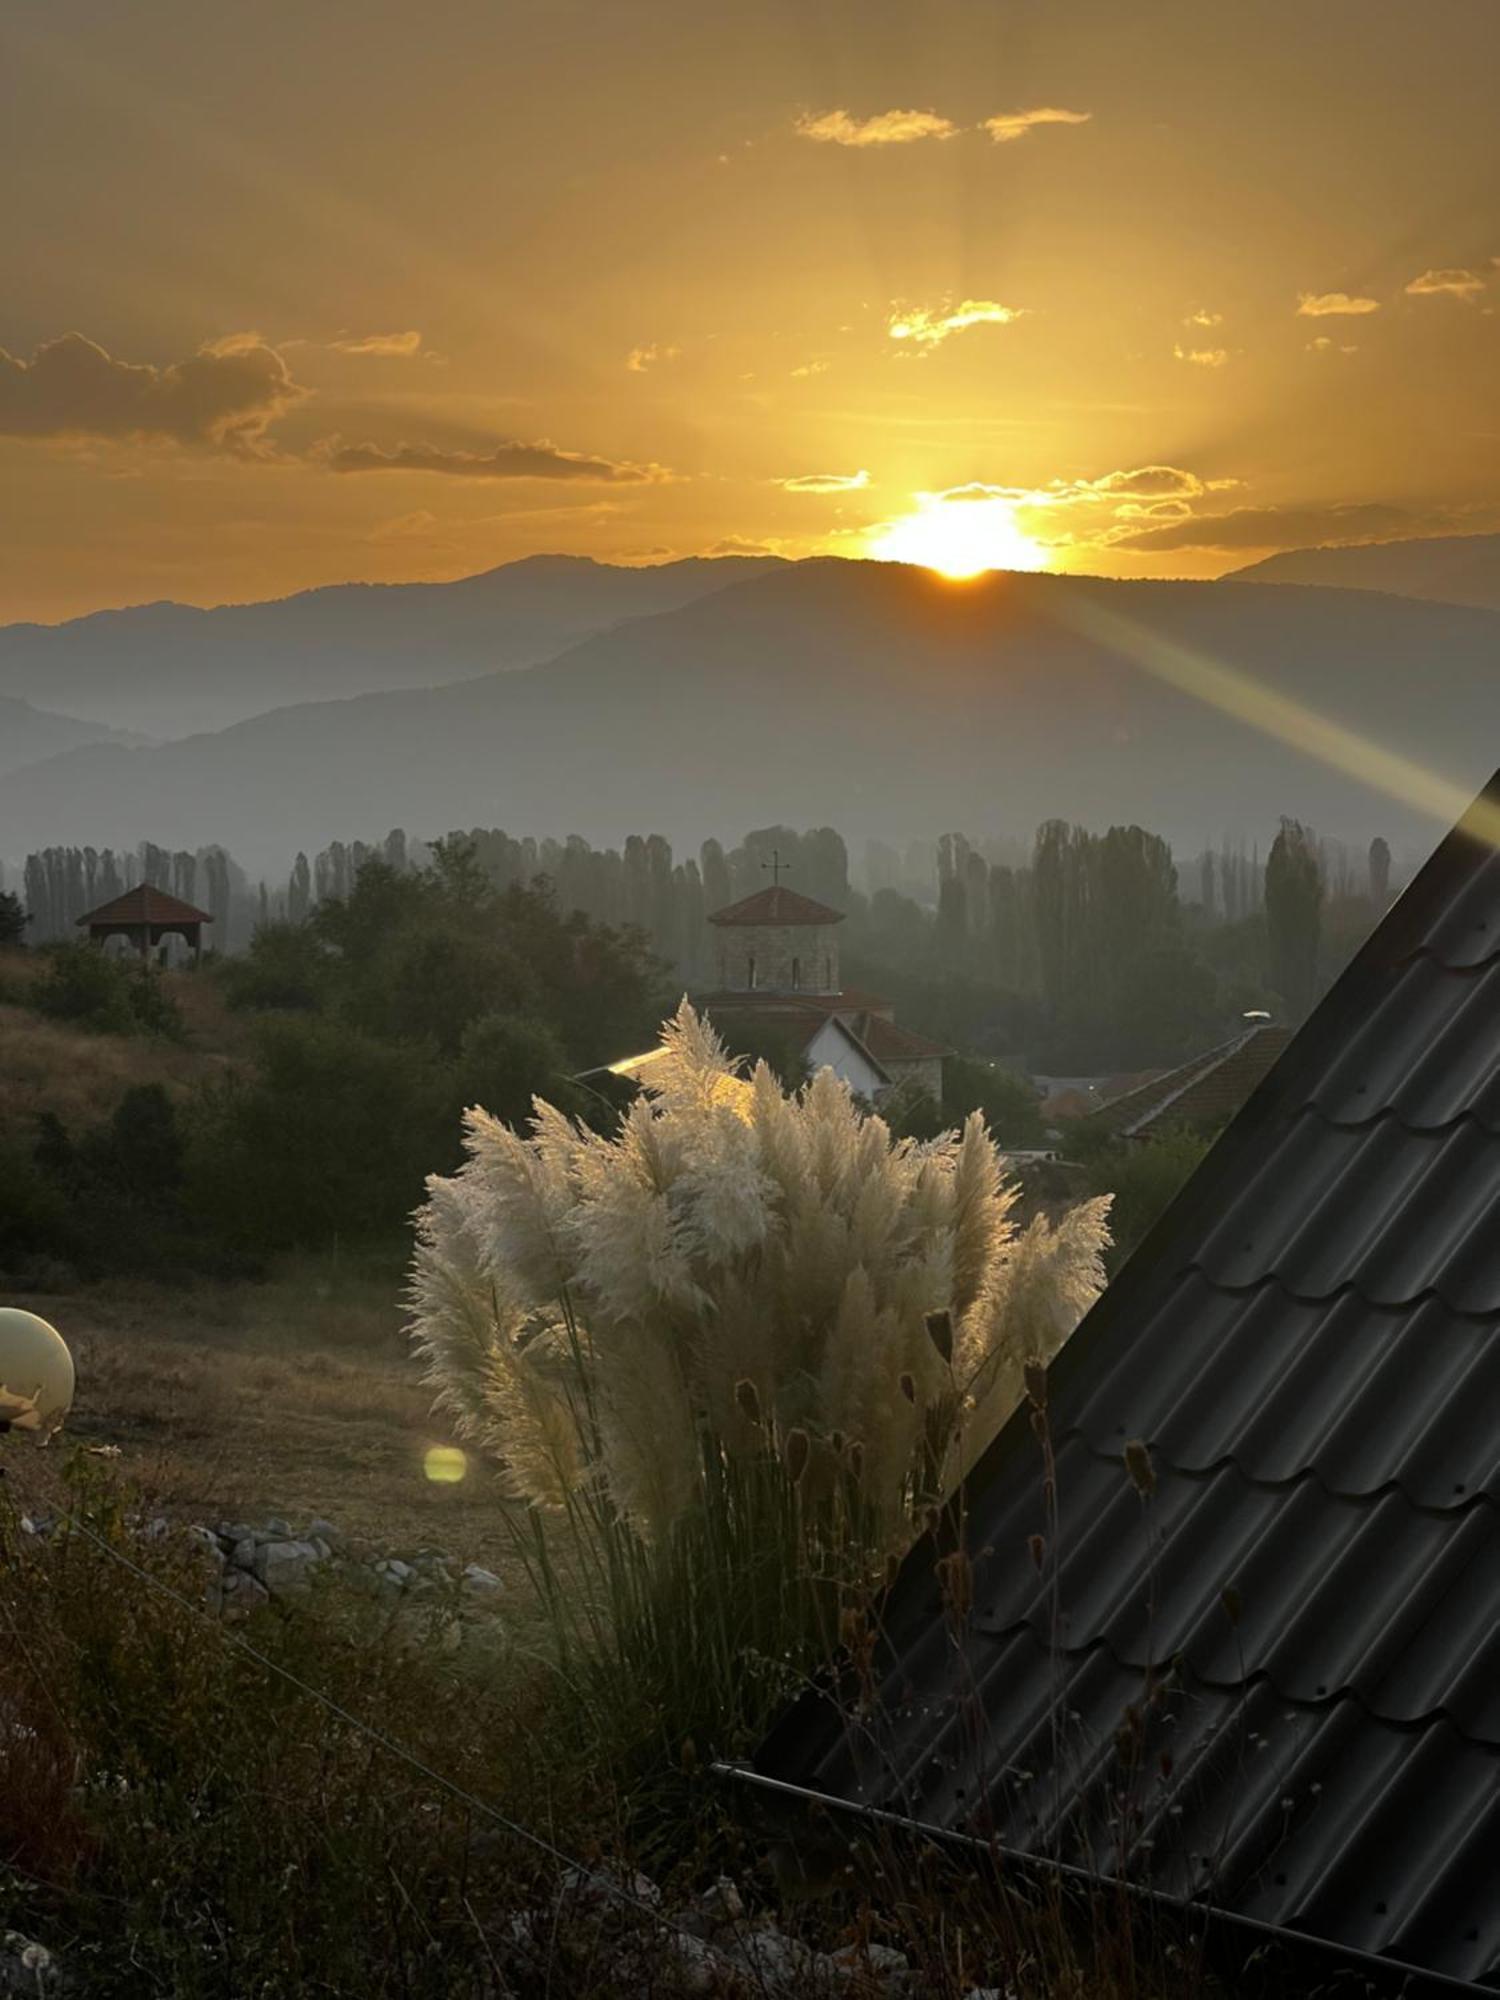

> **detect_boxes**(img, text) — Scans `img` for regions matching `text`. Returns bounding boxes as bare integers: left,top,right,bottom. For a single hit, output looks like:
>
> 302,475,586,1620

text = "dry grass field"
6,1261,521,1574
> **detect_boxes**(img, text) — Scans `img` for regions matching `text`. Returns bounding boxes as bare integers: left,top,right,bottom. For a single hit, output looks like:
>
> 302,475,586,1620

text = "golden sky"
1,0,1496,621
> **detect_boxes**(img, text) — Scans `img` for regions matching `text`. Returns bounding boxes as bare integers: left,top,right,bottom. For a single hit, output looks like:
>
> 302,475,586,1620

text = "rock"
307,1517,342,1549
264,1517,292,1538
230,1536,258,1572
831,1940,913,1990
185,1525,224,1564
0,1930,70,1995
693,1877,745,1929
256,1540,323,1597
462,1563,504,1594
553,1864,661,1916
221,1522,257,1546
219,1569,270,1616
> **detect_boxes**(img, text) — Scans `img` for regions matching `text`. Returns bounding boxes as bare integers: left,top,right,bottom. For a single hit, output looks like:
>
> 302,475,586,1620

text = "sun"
866,490,1048,579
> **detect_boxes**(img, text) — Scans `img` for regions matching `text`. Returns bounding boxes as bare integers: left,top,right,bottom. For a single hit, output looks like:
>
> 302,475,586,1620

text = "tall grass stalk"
410,1005,1110,1794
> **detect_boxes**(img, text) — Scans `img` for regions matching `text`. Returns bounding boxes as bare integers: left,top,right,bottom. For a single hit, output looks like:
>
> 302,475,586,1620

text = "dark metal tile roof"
756,774,1500,1989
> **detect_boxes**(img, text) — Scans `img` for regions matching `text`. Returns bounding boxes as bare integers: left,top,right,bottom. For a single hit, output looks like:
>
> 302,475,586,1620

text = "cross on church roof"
763,848,790,886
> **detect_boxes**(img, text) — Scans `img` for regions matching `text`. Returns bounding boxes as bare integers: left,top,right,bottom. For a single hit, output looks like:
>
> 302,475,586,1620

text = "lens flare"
423,1444,467,1484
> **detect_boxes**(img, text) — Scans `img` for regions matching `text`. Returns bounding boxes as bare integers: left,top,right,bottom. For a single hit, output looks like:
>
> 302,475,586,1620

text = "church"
696,880,947,1102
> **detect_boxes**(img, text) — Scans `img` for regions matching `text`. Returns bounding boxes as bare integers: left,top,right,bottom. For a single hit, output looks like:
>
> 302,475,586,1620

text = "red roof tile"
77,884,214,928
707,886,846,927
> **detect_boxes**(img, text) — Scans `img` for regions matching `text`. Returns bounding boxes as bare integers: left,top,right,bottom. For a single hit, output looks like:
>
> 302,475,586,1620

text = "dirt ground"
5,1260,523,1573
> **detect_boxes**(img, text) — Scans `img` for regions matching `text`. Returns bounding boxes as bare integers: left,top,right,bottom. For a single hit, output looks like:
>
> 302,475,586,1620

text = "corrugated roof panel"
790,1624,1500,1985
1195,1115,1500,1308
1312,956,1500,1130
1414,845,1500,968
755,772,1500,1989
1065,1275,1500,1505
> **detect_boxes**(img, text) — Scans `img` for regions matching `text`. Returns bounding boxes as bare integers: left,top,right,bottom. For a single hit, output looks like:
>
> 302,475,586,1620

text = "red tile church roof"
707,886,846,927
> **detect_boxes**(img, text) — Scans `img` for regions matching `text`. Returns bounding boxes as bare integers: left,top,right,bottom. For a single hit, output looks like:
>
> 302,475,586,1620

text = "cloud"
889,299,1025,347
1110,500,1451,553
0,330,302,453
981,106,1091,143
626,343,680,371
1081,464,1205,499
329,330,423,357
1307,335,1358,355
1184,309,1224,328
1405,267,1486,300
1174,343,1229,367
323,437,667,481
1296,291,1381,317
706,535,780,556
795,107,956,146
776,468,870,493
790,359,829,377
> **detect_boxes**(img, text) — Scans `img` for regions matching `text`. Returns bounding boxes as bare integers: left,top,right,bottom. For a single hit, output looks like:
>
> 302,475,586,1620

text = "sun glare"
867,492,1048,579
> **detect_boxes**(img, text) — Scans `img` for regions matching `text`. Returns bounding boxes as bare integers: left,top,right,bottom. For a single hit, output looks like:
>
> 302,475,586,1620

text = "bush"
1083,1125,1212,1271
31,943,183,1039
189,1016,452,1251
410,1005,1111,1762
454,1008,578,1128
218,919,328,1012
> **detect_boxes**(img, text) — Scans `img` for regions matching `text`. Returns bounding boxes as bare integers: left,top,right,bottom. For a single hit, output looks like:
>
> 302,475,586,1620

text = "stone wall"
714,922,839,994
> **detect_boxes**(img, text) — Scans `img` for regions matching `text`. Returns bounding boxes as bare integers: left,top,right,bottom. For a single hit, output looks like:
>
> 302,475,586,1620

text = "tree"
1265,818,1324,1018
1369,836,1392,907
0,891,28,947
455,1011,576,1130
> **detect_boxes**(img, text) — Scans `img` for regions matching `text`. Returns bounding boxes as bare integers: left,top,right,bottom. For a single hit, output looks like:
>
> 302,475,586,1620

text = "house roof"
1088,1023,1295,1138
702,997,894,1085
847,1013,951,1064
76,884,213,928
756,772,1500,1990
707,885,846,928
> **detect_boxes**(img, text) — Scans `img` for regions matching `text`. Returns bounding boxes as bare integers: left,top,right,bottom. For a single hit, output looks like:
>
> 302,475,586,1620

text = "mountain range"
0,554,786,739
0,695,120,778
1232,531,1500,610
3,559,1497,873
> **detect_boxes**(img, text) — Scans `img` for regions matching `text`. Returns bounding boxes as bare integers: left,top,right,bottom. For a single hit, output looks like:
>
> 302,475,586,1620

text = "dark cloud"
1110,501,1454,553
0,331,301,452
324,438,665,481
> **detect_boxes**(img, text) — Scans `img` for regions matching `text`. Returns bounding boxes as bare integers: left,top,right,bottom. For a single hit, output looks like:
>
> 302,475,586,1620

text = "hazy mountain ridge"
4,561,1497,872
0,553,789,739
1231,532,1500,610
0,694,122,777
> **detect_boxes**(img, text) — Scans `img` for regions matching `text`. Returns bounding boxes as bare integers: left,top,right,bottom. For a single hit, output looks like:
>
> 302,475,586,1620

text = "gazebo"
76,884,213,965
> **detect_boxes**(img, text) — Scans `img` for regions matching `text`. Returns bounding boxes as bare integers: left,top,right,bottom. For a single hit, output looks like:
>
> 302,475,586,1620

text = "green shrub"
189,1016,452,1251
32,943,183,1039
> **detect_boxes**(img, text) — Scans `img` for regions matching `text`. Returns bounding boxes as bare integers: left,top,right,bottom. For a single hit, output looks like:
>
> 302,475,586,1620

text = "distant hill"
1231,532,1500,610
3,561,1496,873
0,694,119,777
0,554,788,738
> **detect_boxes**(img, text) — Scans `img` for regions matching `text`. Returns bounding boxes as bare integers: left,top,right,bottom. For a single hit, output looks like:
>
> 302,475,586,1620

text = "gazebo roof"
707,885,845,928
77,884,213,929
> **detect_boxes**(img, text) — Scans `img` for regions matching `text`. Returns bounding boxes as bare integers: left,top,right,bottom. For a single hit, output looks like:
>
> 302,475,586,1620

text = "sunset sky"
2,0,1496,621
